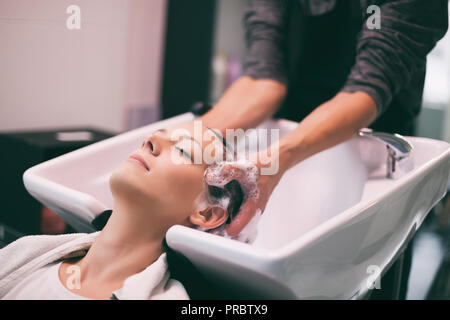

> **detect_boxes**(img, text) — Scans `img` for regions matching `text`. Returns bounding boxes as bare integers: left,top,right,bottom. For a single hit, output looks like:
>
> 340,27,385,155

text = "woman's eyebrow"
152,128,167,135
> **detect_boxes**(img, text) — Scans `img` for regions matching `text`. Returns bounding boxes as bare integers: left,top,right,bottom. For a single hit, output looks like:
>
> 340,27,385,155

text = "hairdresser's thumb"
225,200,258,237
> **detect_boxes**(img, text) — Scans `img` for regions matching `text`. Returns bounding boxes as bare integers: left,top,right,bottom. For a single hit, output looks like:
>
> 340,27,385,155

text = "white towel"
0,232,189,300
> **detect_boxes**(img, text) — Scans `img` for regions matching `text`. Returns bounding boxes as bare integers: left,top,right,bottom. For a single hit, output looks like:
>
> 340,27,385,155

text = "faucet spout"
358,128,414,179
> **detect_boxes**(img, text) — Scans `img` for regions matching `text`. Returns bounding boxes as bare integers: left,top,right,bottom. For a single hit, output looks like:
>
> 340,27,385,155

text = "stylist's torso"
244,0,441,136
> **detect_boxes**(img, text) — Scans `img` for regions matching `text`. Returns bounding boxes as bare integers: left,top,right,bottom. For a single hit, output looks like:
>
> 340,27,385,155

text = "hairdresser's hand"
204,154,283,237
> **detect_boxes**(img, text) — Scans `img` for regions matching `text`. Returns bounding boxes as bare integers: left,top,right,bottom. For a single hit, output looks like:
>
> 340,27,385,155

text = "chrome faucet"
358,128,414,179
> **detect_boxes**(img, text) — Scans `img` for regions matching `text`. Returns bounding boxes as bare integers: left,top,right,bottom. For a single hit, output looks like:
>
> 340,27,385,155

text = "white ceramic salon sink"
23,112,450,299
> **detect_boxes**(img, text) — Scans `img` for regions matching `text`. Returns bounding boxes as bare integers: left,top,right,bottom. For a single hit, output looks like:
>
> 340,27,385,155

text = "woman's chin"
110,167,137,195
110,168,156,204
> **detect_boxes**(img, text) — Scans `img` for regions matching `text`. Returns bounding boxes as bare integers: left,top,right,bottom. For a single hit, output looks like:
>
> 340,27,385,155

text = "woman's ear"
190,206,228,230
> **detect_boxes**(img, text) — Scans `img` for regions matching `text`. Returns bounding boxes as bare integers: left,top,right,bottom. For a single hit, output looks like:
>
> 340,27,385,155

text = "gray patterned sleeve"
242,0,289,84
341,0,449,119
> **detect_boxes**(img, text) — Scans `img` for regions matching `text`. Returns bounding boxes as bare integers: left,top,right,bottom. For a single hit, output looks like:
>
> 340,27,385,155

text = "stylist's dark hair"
91,209,224,299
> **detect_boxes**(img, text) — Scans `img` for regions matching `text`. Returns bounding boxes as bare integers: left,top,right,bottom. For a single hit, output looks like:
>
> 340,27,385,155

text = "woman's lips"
128,154,150,171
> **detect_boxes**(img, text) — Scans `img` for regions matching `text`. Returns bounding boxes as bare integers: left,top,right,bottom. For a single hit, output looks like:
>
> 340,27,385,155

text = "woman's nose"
141,134,161,156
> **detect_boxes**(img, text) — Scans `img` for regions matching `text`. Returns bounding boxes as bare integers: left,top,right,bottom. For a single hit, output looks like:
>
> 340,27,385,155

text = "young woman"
0,122,245,300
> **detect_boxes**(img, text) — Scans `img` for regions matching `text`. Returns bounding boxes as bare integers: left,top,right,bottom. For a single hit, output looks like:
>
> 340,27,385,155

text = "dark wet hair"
201,128,244,229
206,179,244,226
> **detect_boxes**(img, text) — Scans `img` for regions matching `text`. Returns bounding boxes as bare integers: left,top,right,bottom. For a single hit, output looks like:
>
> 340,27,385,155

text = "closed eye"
169,132,201,163
174,146,192,161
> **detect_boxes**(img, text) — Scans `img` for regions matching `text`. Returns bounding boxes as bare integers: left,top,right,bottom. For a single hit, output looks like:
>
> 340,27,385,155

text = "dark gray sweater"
242,0,448,134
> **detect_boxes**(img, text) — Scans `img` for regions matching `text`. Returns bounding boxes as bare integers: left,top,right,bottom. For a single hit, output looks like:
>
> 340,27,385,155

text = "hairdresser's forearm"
200,76,287,133
276,91,378,175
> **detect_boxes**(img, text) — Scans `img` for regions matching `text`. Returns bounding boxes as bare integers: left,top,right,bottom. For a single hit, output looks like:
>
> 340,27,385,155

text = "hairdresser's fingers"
225,200,258,237
226,171,280,236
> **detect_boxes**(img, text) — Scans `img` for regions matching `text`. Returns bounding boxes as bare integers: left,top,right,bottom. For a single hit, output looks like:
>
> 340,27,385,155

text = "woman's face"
109,122,226,231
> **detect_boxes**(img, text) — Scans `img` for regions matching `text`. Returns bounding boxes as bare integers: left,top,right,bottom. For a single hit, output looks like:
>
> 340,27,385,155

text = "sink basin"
23,112,450,299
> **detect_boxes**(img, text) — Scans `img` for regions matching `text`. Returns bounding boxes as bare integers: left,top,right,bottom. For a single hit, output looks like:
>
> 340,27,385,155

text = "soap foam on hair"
194,157,262,244
204,158,260,203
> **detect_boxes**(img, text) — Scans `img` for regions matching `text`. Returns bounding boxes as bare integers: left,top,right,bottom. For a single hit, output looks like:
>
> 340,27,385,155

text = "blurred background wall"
0,0,166,133
420,11,450,142
210,0,246,103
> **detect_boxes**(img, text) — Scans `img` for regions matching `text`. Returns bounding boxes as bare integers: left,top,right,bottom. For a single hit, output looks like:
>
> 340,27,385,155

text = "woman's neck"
67,202,165,297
